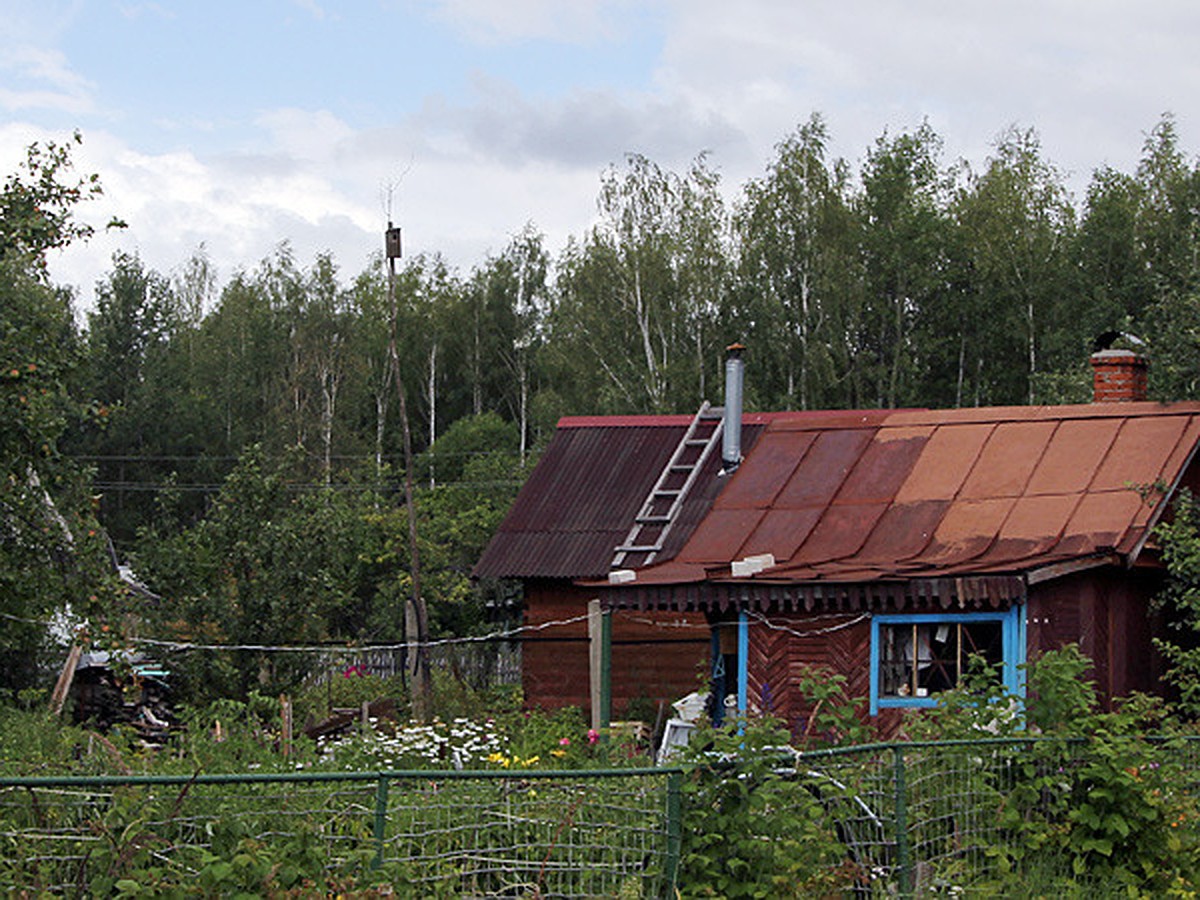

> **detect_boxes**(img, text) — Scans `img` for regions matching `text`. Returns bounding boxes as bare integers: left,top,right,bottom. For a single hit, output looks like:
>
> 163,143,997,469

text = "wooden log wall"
522,583,709,717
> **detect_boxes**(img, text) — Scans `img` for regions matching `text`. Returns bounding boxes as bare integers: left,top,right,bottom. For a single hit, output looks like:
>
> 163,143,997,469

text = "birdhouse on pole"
385,224,402,260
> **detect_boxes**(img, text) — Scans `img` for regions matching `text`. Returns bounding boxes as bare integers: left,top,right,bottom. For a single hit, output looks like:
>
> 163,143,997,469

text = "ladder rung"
611,400,723,570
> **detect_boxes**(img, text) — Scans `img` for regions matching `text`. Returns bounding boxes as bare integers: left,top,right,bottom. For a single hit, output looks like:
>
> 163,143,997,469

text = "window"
869,608,1024,714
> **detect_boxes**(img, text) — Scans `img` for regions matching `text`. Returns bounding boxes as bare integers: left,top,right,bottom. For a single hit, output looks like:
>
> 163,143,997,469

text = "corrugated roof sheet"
472,413,776,580
621,401,1200,592
477,401,1200,604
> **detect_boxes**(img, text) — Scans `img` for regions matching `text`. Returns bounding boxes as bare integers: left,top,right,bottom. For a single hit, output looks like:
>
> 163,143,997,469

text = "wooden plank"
49,644,82,717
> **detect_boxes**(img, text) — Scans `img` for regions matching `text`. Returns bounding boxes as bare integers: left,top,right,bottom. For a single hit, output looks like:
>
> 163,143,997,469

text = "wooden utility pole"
588,599,612,732
385,223,432,721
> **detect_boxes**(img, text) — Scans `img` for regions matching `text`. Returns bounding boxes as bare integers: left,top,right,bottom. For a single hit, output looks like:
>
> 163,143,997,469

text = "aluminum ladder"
611,401,725,570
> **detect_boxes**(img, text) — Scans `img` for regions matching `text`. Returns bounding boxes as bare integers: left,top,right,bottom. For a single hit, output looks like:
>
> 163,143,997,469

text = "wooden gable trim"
1128,423,1200,565
1025,554,1121,585
599,574,1027,614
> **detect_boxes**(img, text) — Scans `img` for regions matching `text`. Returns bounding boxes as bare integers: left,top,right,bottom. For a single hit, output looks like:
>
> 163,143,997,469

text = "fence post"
893,745,912,897
372,774,390,871
665,770,683,891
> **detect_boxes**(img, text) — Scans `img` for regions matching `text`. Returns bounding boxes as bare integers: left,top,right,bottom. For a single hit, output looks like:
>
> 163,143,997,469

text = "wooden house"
473,402,781,716
477,347,1200,735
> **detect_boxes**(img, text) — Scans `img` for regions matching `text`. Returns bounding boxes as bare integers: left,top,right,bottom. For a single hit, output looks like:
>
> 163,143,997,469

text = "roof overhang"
597,574,1027,614
1025,553,1124,585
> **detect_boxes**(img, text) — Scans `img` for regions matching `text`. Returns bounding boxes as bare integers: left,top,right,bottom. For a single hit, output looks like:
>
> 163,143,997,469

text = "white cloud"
658,0,1200,190
400,73,741,170
426,0,649,44
5,0,1199,319
27,95,612,311
0,121,375,306
0,45,95,114
116,3,176,22
291,0,328,21
254,108,356,162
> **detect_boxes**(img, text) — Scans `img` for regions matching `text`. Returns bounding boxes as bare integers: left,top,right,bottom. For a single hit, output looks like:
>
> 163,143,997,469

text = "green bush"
675,715,862,898
909,647,1200,893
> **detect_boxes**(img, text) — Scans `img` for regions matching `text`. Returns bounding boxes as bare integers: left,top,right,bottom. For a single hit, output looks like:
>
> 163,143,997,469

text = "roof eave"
1024,553,1123,585
1128,433,1200,565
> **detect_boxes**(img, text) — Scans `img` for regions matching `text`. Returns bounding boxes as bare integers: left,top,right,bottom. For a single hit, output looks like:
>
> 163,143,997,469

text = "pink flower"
586,729,599,745
559,737,571,746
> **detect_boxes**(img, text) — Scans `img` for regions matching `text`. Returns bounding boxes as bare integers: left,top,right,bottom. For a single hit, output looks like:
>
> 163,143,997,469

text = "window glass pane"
920,623,958,694
878,619,1005,700
962,621,1004,671
879,623,911,697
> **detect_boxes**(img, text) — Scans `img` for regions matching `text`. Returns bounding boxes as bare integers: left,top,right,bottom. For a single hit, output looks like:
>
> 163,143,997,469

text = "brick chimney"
1091,348,1148,402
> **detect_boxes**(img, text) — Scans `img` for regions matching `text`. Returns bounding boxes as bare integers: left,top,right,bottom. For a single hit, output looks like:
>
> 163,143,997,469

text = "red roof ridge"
559,400,1200,432
884,400,1200,428
557,411,792,429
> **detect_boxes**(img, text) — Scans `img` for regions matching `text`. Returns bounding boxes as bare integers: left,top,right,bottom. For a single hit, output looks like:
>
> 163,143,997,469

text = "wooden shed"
473,406,785,717
479,348,1200,735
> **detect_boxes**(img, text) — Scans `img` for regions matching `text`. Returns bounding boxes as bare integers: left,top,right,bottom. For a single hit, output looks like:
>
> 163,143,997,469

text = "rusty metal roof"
472,413,776,580
477,400,1200,612
617,402,1200,595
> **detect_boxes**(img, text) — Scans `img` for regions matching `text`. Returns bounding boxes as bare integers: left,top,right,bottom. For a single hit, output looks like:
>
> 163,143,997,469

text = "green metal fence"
786,736,1200,896
5,738,1199,897
0,768,681,897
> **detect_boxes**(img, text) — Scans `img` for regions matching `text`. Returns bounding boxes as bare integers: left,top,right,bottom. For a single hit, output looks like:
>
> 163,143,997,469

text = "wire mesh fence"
0,768,680,897
784,735,1200,896
5,737,1200,896
306,641,522,691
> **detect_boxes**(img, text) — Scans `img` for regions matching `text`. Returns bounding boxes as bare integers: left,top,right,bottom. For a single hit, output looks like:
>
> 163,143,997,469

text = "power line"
746,610,869,638
135,614,592,654
1,610,590,654
625,610,867,635
71,449,523,463
89,479,524,494
11,609,806,657
5,607,872,656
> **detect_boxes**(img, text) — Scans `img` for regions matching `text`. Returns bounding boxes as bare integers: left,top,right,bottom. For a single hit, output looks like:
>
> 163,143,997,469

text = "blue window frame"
709,612,749,727
869,607,1025,715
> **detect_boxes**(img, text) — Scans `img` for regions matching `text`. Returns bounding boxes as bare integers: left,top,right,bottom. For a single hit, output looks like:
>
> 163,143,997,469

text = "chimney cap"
1090,347,1145,360
1092,330,1145,353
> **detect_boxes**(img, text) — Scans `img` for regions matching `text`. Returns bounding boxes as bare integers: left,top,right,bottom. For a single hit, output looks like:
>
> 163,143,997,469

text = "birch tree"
548,153,728,413
856,123,952,408
301,253,354,483
1136,115,1200,398
596,153,682,411
953,127,1076,404
735,114,856,409
486,224,549,459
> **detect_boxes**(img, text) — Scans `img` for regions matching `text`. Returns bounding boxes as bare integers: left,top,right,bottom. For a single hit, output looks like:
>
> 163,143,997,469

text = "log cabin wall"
524,567,1169,731
743,614,906,741
1027,568,1166,704
742,570,1168,744
522,582,709,716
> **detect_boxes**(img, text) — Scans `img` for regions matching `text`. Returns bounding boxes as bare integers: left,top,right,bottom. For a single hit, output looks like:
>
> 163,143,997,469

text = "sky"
2,0,1199,314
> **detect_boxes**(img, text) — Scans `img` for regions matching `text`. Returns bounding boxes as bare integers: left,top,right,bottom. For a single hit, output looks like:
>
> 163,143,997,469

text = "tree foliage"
7,113,1200,702
0,135,124,696
1152,489,1200,717
0,132,113,265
